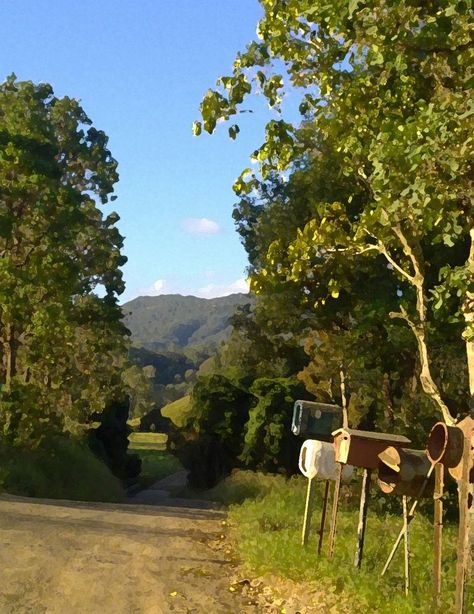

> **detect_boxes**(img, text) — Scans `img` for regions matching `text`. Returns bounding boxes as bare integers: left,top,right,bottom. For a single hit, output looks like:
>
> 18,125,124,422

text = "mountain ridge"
122,292,253,356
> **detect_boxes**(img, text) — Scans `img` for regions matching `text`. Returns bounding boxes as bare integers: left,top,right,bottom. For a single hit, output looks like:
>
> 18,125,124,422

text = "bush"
139,406,173,433
241,377,307,473
88,396,141,483
169,375,255,489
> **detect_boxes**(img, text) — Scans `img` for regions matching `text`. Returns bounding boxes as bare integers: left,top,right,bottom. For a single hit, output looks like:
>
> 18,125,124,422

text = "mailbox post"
292,401,346,558
332,428,411,568
298,439,353,553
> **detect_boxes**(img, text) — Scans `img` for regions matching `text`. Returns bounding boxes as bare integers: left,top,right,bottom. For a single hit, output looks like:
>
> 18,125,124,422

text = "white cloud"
141,279,171,296
126,276,249,302
182,217,221,235
195,277,249,299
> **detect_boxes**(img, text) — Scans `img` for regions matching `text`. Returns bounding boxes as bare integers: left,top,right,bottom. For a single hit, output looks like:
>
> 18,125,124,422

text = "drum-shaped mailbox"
378,447,433,497
426,422,464,468
292,400,343,440
448,416,474,481
299,440,353,481
333,428,411,470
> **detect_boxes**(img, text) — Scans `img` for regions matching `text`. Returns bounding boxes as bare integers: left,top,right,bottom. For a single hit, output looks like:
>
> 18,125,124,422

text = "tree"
241,377,307,473
169,374,254,488
197,1,473,426
0,76,129,444
88,396,141,483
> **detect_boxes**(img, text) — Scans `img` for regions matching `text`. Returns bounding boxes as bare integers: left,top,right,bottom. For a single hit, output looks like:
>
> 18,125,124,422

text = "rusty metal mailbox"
378,447,433,497
332,428,411,470
291,400,343,441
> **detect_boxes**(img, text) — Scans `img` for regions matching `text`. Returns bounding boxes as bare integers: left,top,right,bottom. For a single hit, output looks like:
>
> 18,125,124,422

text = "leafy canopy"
197,1,473,423
0,76,129,443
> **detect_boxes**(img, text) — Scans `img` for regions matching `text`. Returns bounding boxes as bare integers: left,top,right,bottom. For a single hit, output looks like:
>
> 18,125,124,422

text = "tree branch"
361,228,415,281
389,307,456,426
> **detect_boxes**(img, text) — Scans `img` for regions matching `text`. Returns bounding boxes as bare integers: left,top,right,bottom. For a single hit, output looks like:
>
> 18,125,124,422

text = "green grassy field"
205,470,473,614
127,416,141,430
161,395,193,427
128,431,168,450
128,432,182,489
132,449,183,489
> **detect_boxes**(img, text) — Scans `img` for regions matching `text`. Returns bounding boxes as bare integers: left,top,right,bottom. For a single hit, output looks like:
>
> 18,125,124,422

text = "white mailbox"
299,440,353,482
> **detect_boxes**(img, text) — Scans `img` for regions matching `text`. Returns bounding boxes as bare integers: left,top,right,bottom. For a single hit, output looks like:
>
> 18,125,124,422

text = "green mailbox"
292,400,343,441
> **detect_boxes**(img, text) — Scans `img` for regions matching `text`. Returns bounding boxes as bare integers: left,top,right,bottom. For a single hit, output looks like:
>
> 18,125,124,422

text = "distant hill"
122,293,253,357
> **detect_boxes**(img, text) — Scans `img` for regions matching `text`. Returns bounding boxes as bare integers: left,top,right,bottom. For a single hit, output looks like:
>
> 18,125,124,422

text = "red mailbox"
332,428,411,470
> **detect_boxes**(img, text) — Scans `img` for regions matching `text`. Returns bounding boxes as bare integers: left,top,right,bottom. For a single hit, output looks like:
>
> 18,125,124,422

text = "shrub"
88,396,141,483
169,375,255,488
241,377,307,473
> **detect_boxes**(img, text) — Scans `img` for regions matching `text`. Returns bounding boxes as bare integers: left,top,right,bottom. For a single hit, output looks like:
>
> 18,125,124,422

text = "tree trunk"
463,228,474,586
4,322,16,391
464,227,474,402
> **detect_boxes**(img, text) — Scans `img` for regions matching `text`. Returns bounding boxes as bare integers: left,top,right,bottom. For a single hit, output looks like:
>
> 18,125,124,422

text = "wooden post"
317,480,330,555
354,468,371,569
301,476,315,546
433,463,444,608
382,463,435,576
328,462,343,560
340,367,349,430
403,496,410,596
454,435,471,613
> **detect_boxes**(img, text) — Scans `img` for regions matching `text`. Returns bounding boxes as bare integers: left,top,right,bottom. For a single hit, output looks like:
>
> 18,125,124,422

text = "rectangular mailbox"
333,428,411,470
292,400,343,441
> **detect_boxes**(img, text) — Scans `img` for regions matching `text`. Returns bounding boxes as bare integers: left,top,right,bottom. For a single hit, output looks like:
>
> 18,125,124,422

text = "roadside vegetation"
202,470,473,614
0,436,124,502
130,449,182,491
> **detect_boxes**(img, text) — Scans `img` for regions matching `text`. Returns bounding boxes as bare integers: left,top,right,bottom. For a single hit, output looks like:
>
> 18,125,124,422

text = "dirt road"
0,495,249,614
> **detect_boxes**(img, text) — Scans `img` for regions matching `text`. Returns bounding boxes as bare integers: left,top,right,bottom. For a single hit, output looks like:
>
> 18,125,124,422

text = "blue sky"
0,0,281,302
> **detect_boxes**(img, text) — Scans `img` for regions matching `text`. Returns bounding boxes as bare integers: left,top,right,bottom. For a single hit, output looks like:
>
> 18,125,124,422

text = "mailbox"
448,416,474,481
332,428,411,470
299,440,353,482
378,446,433,497
426,422,464,469
292,400,343,440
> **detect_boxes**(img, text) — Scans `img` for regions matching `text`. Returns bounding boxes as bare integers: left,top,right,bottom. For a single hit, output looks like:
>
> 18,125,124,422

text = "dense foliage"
196,0,472,431
169,374,254,488
123,293,253,358
0,76,129,449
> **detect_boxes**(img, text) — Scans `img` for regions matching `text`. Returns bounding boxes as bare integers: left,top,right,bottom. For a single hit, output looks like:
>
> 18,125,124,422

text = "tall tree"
0,76,129,444
197,0,473,425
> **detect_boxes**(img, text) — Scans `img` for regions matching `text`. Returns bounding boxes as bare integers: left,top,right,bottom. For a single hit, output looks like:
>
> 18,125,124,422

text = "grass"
127,416,141,430
161,395,193,427
209,470,473,614
0,436,124,503
128,431,168,450
132,449,183,489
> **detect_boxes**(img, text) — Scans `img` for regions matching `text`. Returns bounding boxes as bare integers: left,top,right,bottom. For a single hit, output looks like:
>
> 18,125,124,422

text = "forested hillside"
123,293,253,358
122,293,254,418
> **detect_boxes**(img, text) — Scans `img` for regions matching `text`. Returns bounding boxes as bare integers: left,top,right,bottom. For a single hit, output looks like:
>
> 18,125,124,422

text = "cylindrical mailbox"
378,447,434,497
426,422,464,468
448,416,474,481
292,401,343,440
299,440,353,482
